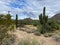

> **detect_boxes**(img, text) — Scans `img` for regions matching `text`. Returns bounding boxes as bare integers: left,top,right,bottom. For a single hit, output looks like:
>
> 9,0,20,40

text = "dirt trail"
12,29,60,45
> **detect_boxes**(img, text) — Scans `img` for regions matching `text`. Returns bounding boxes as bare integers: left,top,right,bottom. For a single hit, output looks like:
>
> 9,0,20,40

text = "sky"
0,0,60,19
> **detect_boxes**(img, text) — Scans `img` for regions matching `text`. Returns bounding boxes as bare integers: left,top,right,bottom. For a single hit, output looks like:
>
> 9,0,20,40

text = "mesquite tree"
39,7,48,34
16,14,18,28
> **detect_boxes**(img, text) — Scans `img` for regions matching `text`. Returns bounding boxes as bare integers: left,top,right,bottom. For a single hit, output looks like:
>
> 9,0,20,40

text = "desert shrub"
0,14,13,26
18,19,39,26
26,30,33,33
33,23,37,26
2,35,15,45
0,14,15,45
0,26,14,45
8,25,15,31
32,20,39,26
34,31,41,36
34,25,41,36
44,33,54,37
26,29,36,33
59,25,60,30
48,20,60,30
18,38,40,45
37,25,42,32
52,34,60,42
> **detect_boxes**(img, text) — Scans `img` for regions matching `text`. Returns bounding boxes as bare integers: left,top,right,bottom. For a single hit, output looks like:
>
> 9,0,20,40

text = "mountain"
51,13,60,21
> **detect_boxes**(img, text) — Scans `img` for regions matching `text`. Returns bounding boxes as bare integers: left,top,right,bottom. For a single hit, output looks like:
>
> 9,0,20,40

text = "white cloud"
0,1,11,14
0,0,60,19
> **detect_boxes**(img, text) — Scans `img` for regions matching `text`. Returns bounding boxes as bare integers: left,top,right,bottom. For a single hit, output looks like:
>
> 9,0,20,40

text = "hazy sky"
0,0,60,19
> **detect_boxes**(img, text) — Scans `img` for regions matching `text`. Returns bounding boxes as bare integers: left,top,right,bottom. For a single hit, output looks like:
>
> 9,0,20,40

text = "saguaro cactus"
39,7,48,25
39,7,48,34
16,14,18,28
43,7,45,16
39,14,43,24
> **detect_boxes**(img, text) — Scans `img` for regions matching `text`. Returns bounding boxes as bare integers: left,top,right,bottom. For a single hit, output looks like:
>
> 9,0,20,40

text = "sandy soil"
9,25,60,45
10,28,60,45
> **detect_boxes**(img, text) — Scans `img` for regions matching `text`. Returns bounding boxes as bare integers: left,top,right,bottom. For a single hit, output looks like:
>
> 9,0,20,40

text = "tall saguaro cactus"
43,7,45,16
16,14,18,28
39,7,48,34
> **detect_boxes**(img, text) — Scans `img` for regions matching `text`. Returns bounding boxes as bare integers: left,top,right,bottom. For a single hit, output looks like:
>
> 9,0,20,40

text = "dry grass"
10,25,60,45
10,29,60,45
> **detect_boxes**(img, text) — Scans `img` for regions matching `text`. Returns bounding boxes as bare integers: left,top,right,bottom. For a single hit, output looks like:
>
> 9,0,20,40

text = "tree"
0,13,14,45
0,14,5,25
5,13,12,26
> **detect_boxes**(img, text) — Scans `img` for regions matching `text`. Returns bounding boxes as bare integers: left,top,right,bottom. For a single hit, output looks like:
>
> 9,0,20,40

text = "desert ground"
10,25,60,45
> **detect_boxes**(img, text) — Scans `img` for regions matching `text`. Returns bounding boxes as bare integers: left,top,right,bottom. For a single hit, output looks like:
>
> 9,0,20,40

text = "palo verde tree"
39,7,48,34
16,14,18,28
5,13,12,26
0,13,12,26
0,13,14,45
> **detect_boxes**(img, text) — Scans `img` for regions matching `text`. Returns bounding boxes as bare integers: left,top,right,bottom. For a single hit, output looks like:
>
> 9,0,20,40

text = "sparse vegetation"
0,6,60,45
52,34,60,42
34,31,41,36
18,19,39,27
0,13,15,45
18,38,40,45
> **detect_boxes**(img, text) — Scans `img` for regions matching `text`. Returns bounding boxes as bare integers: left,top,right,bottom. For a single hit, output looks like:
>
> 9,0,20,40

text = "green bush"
8,25,15,31
44,33,54,37
52,34,60,42
48,20,60,30
34,31,41,36
2,35,15,45
0,13,15,45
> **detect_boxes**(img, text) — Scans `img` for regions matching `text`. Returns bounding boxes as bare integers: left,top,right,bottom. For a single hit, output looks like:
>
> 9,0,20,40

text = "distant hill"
18,18,39,26
51,13,60,21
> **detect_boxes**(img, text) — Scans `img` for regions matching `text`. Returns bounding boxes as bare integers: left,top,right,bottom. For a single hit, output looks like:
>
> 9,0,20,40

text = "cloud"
0,0,60,19
0,1,11,14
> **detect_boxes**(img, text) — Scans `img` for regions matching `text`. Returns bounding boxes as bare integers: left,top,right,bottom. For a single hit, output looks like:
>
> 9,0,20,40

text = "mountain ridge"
51,13,60,21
